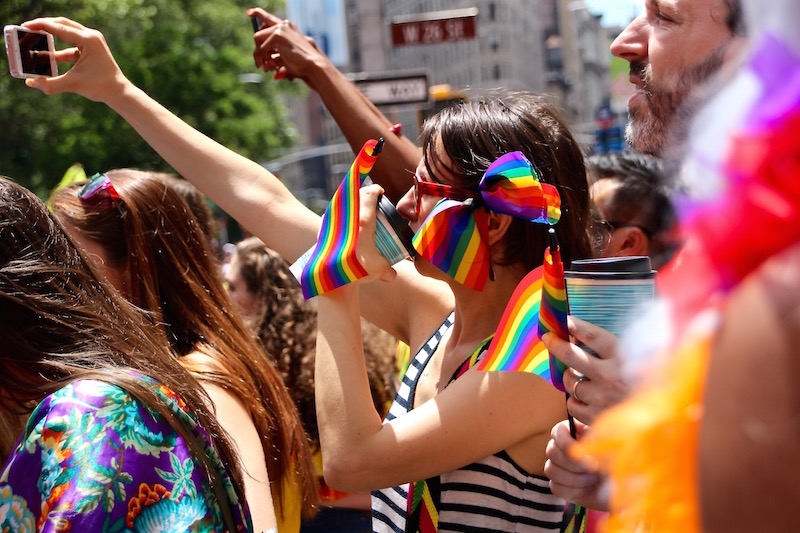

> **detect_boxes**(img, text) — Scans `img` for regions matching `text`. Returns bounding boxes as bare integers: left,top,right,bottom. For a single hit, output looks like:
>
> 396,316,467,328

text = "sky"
583,0,645,28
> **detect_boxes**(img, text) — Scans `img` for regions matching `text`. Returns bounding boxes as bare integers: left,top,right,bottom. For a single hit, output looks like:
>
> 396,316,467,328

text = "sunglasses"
77,172,122,208
412,173,479,215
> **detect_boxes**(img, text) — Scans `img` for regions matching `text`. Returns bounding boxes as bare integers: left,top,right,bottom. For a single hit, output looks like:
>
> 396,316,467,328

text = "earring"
489,260,496,282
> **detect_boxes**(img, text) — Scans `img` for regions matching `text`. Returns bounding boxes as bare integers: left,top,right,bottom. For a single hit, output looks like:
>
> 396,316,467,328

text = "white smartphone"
4,25,58,79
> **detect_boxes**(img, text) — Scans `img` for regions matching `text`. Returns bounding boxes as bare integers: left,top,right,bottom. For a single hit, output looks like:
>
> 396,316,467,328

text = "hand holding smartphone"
4,25,58,79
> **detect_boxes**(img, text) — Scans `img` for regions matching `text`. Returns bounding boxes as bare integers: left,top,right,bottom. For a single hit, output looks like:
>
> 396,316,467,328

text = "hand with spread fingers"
544,420,609,511
543,316,628,424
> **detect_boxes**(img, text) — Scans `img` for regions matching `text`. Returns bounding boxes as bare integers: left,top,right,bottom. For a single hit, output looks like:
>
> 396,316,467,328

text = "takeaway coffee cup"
565,256,656,349
290,195,415,283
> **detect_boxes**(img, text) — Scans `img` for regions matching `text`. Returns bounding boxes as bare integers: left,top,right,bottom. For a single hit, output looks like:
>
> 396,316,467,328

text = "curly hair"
233,237,398,447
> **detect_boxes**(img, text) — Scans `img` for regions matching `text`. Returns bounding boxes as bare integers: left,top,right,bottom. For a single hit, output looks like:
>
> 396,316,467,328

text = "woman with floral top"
0,176,251,532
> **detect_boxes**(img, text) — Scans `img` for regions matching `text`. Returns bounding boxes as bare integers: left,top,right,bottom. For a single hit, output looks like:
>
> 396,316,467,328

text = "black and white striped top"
371,313,566,532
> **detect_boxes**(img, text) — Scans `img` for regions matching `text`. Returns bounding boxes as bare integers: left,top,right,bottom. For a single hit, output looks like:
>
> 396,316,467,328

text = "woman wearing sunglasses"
24,16,594,531
0,176,251,532
48,169,318,533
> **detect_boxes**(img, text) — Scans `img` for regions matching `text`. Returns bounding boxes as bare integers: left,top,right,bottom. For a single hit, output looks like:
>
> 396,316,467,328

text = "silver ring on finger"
572,376,588,403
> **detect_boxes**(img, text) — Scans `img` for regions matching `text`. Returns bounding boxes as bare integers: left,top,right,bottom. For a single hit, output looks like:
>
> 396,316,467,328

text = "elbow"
321,451,374,493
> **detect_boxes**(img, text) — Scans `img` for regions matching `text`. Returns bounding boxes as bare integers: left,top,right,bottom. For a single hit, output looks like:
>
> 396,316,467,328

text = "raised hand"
247,7,327,87
22,17,129,104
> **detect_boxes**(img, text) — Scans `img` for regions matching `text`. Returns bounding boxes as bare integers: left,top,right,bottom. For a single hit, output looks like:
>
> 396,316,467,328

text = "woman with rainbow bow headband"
412,150,562,292
311,93,594,532
24,17,595,531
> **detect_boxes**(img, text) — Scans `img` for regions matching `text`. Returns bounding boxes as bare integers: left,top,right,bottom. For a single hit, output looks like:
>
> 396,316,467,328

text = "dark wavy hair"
233,237,397,447
0,175,244,499
50,170,317,517
421,90,594,269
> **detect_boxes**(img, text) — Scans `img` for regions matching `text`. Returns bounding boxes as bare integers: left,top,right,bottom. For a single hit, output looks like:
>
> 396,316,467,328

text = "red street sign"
391,9,477,47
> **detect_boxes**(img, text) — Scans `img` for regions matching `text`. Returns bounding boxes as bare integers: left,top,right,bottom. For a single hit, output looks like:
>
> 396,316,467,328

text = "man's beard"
626,47,727,156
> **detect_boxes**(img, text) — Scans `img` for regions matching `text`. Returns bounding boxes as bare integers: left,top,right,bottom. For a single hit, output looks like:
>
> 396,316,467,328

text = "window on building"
490,34,500,52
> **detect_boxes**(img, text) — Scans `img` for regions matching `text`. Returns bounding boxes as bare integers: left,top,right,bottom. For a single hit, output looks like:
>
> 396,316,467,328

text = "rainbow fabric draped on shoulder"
477,233,569,391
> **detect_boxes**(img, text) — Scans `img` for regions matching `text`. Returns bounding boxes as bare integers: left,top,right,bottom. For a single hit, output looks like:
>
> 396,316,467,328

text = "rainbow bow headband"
412,151,561,291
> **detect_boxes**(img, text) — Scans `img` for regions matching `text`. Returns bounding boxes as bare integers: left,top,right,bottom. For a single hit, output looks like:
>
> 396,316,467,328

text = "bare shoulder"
700,242,800,530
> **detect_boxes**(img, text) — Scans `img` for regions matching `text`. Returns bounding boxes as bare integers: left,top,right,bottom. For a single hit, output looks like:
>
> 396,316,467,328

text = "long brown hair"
0,175,244,499
50,170,317,517
233,237,397,447
421,90,594,268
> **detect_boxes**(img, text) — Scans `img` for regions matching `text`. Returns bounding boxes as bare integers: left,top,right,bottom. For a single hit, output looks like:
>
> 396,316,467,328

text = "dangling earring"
489,259,496,282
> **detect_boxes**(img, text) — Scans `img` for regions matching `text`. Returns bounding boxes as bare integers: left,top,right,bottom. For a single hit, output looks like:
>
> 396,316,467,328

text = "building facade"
276,0,615,201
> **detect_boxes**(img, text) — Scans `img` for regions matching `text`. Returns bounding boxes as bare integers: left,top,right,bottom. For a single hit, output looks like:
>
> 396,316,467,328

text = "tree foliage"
1,0,299,197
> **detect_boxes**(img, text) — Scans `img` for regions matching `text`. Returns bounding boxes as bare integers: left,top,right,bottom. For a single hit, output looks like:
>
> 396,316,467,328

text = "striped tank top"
371,313,565,532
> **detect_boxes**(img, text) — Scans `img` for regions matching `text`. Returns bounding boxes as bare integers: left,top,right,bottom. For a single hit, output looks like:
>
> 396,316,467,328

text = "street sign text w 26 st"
391,8,478,47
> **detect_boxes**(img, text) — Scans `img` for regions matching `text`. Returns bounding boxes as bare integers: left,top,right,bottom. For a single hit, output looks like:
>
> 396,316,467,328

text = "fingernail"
390,123,402,136
273,70,285,80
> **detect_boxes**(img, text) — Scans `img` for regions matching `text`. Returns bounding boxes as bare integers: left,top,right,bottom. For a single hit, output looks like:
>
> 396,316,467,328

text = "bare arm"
201,381,277,532
700,246,800,531
314,190,564,490
316,282,566,491
248,8,420,202
23,17,451,343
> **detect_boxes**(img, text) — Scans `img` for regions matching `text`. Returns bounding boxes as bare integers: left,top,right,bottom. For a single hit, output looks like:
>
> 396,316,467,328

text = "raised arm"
22,17,450,343
248,7,420,203
24,17,318,263
317,281,566,491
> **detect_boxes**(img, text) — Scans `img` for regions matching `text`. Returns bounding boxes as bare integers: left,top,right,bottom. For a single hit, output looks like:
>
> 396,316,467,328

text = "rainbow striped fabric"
412,199,491,291
542,243,569,391
300,139,381,299
411,151,561,291
480,152,561,225
477,242,569,391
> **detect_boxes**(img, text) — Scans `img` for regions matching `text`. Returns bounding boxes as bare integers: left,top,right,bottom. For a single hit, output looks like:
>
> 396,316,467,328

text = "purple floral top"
0,378,252,532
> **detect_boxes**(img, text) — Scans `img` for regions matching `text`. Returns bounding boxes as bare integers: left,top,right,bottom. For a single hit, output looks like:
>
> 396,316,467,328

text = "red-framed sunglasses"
77,172,122,208
413,173,479,215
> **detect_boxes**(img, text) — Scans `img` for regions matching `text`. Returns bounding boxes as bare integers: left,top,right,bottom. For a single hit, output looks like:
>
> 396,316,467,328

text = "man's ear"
616,226,650,257
486,211,514,247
